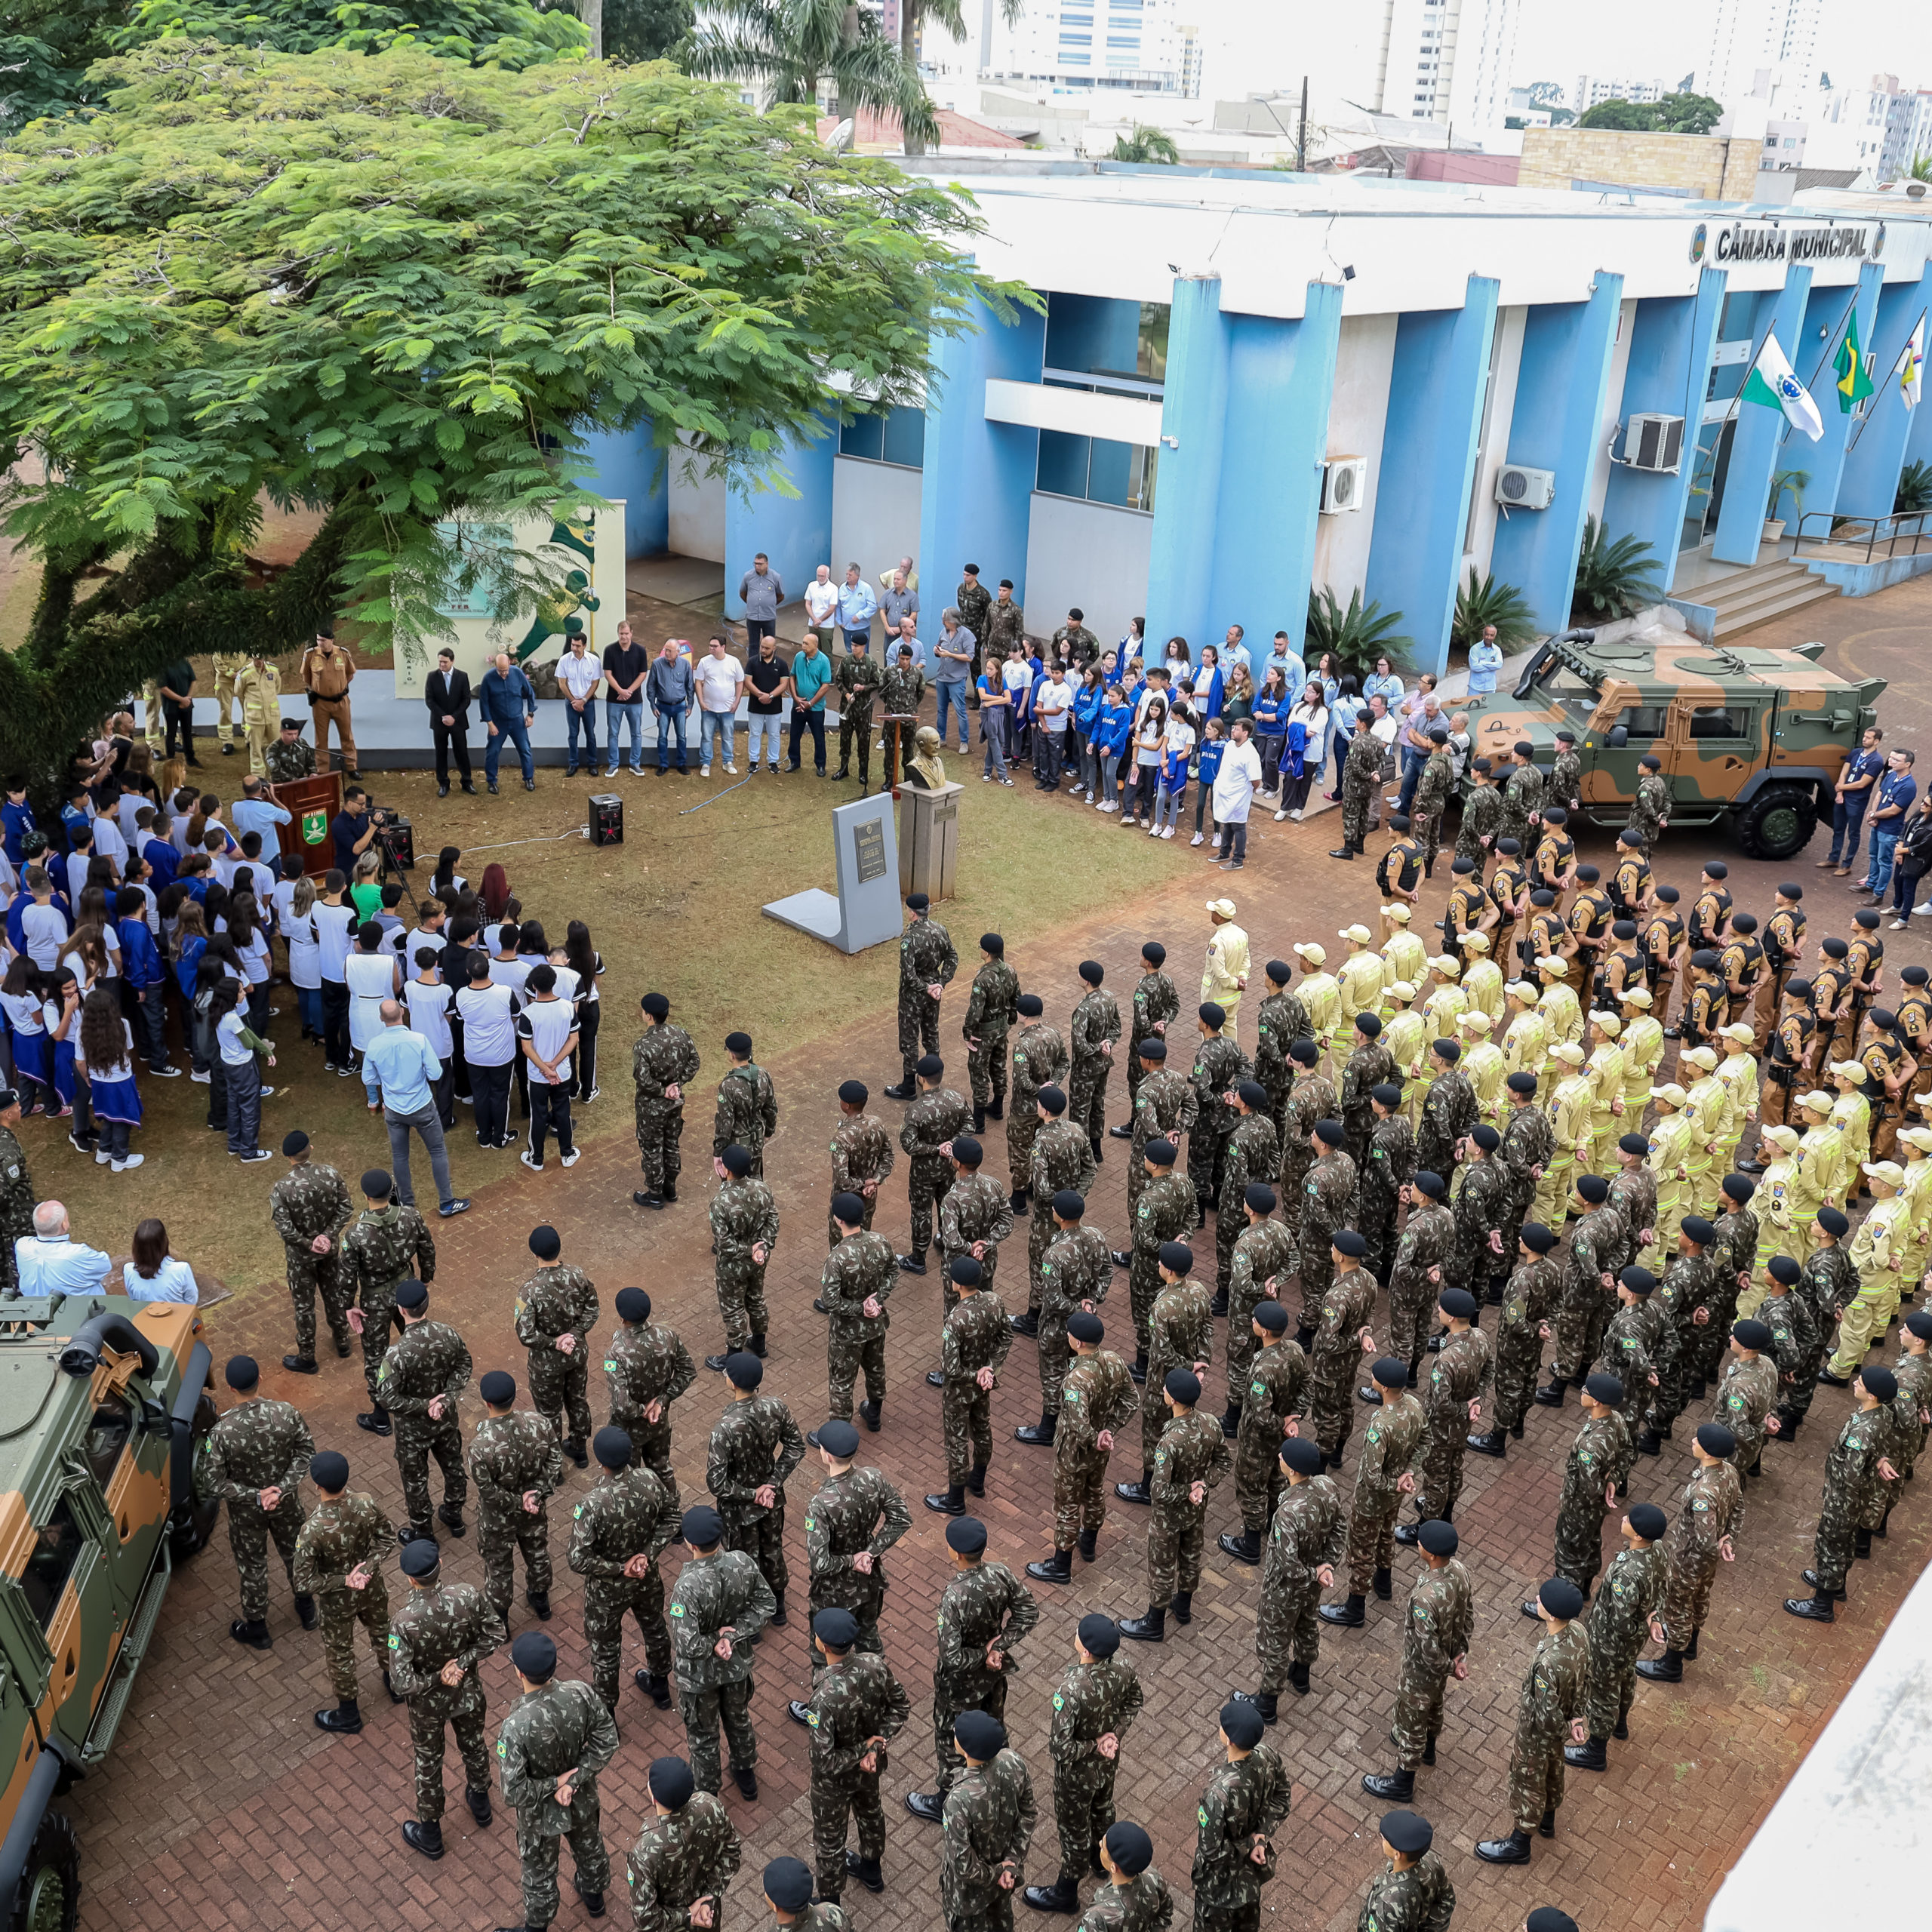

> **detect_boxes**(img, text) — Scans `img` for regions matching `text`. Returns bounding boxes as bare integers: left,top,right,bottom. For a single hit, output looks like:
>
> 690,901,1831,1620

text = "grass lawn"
44,758,1191,1291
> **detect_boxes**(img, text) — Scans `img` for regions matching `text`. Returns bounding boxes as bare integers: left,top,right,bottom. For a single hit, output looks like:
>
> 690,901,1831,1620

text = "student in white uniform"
403,943,456,1128
313,870,357,1072
284,875,323,1042
343,921,401,1058
516,963,580,1173
455,952,516,1151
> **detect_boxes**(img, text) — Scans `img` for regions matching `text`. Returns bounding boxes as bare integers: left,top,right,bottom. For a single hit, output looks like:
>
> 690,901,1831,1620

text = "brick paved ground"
69,589,1932,1932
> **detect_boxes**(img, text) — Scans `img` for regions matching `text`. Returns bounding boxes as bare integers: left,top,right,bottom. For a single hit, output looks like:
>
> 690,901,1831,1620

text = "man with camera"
332,786,380,878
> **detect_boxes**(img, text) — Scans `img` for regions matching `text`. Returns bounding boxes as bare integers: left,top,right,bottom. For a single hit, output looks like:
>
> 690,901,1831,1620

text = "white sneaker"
1161,826,1177,839
520,1151,544,1172
1190,832,1204,848
1100,801,1118,813
1275,810,1288,823
1211,837,1222,851
700,763,711,777
95,1149,111,1164
1918,902,1932,915
115,1154,144,1172
1290,809,1303,821
1891,918,1909,931
561,1148,581,1168
1084,790,1095,803
1147,826,1160,838
190,1069,211,1084
724,764,737,774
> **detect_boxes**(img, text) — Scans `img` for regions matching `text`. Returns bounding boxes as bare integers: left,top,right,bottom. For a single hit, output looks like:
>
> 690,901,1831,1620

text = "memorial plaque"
853,817,888,884
762,794,903,955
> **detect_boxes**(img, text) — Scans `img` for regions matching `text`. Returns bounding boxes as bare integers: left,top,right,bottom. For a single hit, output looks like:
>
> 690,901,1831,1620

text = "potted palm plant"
1764,469,1807,546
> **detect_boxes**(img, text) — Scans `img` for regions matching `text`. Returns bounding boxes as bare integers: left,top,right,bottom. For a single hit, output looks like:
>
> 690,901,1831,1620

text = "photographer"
331,786,378,876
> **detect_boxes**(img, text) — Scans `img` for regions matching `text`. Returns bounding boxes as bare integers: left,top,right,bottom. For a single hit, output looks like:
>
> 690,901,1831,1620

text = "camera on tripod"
366,800,415,873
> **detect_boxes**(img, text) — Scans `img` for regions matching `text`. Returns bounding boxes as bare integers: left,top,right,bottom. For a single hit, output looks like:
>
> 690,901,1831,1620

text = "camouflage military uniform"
1500,758,1545,854
1345,1390,1423,1595
293,1489,393,1698
1389,1555,1473,1768
269,1159,353,1361
467,1407,565,1620
1232,1339,1306,1535
820,1228,896,1420
1350,1109,1413,1286
1641,1247,1715,1444
1069,988,1123,1147
605,1318,697,1499
955,576,993,655
1447,1152,1511,1307
941,1746,1038,1932
711,1176,778,1351
1714,1350,1778,1476
1030,1119,1099,1314
377,1317,470,1533
1626,768,1670,857
809,1651,912,1901
1190,1741,1290,1932
342,1202,436,1411
669,1546,776,1792
1506,1618,1590,1832
1388,1199,1454,1383
1789,1243,1856,1428
1251,988,1312,1143
712,1060,779,1176
906,1081,972,1260
964,957,1021,1115
1340,727,1380,854
1223,1216,1296,1420
1128,1171,1195,1357
1146,1407,1231,1603
804,1464,911,1679
1126,1068,1197,1223
515,1261,598,1454
942,1287,1014,1487
1257,1472,1343,1690
0,1124,32,1297
1416,1067,1478,1186
1552,1203,1628,1386
941,1169,1015,1307
899,916,960,1085
625,1789,741,1932
389,1577,503,1821
984,595,1026,660
1308,1264,1377,1461
829,1109,896,1247
707,1394,806,1611
1188,1033,1249,1218
1054,1349,1140,1554
1217,1110,1281,1291
264,735,316,783
1552,1411,1632,1596
1008,1020,1070,1196
1127,971,1180,1113
1048,1651,1142,1887
1297,1148,1358,1335
1492,1251,1564,1435
1813,1402,1888,1594
1037,1223,1113,1417
1141,1278,1214,1471
879,661,928,782
1278,1069,1336,1249
1580,1541,1664,1743
835,648,885,780
567,1463,679,1707
1357,1848,1455,1932
1499,1100,1556,1279
931,1561,1040,1795
1411,747,1454,871
1413,1327,1491,1522
197,1396,312,1620
1657,1457,1743,1650
1457,780,1504,868
497,1677,619,1929
632,1020,700,1198
1077,1869,1173,1932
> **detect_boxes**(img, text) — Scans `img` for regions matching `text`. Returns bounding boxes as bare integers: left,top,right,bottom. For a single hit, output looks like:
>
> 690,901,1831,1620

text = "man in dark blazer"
425,647,475,795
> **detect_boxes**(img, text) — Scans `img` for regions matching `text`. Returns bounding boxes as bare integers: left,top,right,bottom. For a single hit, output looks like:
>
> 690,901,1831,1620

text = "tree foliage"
1110,122,1180,165
121,0,591,66
1304,586,1412,679
0,43,1011,786
1571,517,1663,622
1451,568,1537,651
1577,91,1723,135
604,0,694,63
0,0,127,131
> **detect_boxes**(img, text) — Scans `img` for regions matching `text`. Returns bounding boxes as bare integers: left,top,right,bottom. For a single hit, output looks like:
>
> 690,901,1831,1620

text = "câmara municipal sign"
1710,222,1881,265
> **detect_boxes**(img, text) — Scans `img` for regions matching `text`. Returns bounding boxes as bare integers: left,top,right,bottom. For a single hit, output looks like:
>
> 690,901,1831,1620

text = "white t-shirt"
490,955,535,998
272,876,300,933
455,981,516,1066
21,903,67,971
91,818,129,871
76,1016,136,1082
285,909,321,989
404,977,454,1058
803,579,839,626
696,654,744,714
557,653,601,702
1037,678,1072,733
1001,660,1032,702
216,1008,257,1067
403,927,448,977
314,900,355,981
1213,740,1264,823
126,1256,198,1303
1371,712,1400,750
516,998,576,1086
1,992,44,1038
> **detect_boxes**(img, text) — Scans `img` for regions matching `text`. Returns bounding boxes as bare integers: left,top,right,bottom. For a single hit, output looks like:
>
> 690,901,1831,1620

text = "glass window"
1036,434,1156,511
1616,705,1669,739
1106,36,1140,47
839,414,884,461
21,1498,86,1629
84,1397,131,1491
1136,303,1168,383
1038,429,1091,498
840,406,923,469
1060,32,1092,44
1687,705,1751,740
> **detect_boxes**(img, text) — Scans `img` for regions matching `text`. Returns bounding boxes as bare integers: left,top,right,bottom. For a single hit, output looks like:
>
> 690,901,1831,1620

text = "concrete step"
1713,574,1839,639
1700,559,1816,612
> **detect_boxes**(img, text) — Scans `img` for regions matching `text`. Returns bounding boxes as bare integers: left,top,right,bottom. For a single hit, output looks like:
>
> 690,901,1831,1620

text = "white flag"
1740,332,1824,441
1900,315,1924,408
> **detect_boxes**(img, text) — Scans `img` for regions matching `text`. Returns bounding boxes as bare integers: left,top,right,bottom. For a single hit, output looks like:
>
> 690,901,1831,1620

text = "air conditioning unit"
1494,464,1557,510
1321,455,1367,514
1621,412,1686,474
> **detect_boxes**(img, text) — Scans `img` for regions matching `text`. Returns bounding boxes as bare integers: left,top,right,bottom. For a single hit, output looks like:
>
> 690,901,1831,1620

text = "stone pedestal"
898,781,962,903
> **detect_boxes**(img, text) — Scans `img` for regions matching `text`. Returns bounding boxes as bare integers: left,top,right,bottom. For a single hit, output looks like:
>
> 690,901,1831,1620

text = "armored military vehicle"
1462,617,1885,860
0,1293,217,1932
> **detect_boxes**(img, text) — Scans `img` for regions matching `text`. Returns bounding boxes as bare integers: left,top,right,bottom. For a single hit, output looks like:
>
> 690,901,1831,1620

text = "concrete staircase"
1700,558,1839,640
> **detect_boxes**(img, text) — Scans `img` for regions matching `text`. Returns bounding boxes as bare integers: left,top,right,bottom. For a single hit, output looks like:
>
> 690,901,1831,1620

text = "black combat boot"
1026,1549,1074,1583
905,1790,944,1823
1422,1734,1437,1765
1210,1289,1229,1318
1635,1648,1684,1681
1109,1121,1134,1139
315,1700,361,1733
401,1820,445,1859
1475,1829,1532,1865
633,1669,673,1708
1358,1382,1384,1406
1090,1135,1103,1165
660,1181,677,1203
925,1485,968,1515
1117,1605,1165,1642
1009,1309,1039,1336
1077,1527,1098,1562
294,1593,319,1630
1319,1594,1366,1627
1112,1246,1134,1268
1129,1351,1148,1385
1294,1327,1315,1352
897,1249,929,1275
1015,1413,1057,1446
769,1592,786,1626
1393,1521,1422,1546
731,1764,758,1801
967,1463,986,1497
632,1190,664,1210
527,1590,551,1620
1023,1877,1081,1912
1633,1428,1665,1457
1011,1187,1029,1216
1218,1529,1262,1564
883,1083,915,1101
859,1399,881,1432
1466,1429,1506,1457
1171,1591,1193,1625
564,1438,588,1470
466,1785,493,1826
1373,1566,1394,1600
1287,1660,1311,1696
973,1106,986,1134
1854,1528,1872,1560
1361,1767,1414,1801
230,1617,272,1650
845,1854,883,1895
357,1406,392,1436
1114,1473,1153,1505
437,1502,467,1537
1533,1377,1567,1407
571,1871,606,1917
1232,1688,1277,1726
1219,1405,1241,1439
986,1097,1004,1120
749,1333,767,1358
1537,1807,1556,1840
1687,1377,1707,1401
1564,1737,1608,1771
282,1354,319,1375
1329,843,1358,860
1684,1629,1701,1659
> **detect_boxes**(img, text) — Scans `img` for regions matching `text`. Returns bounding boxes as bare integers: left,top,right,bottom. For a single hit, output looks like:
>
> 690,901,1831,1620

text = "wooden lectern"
272,771,344,879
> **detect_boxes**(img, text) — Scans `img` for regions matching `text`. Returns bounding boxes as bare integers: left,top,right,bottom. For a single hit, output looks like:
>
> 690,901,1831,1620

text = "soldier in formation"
707,1350,804,1624
294,1449,395,1734
804,1606,911,1902
927,1255,1011,1514
1191,1700,1289,1932
378,1279,470,1543
962,935,1020,1135
343,1166,435,1436
713,1031,779,1176
605,1285,696,1506
823,1192,896,1429
709,1144,777,1369
1026,1311,1140,1583
632,990,700,1211
1360,1518,1472,1804
828,1079,894,1243
887,893,958,1098
625,1754,742,1932
792,1420,910,1709
667,1504,775,1799
940,1711,1036,1932
567,1426,680,1717
271,1130,353,1374
515,1222,598,1467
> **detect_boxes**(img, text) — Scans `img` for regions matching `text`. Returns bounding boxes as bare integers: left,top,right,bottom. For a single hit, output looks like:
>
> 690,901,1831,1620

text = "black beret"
1860,1364,1899,1402
1355,1012,1383,1038
725,1352,764,1389
1429,725,1450,743
814,1608,860,1650
1068,1310,1105,1344
1164,1368,1201,1406
1018,993,1044,1016
1158,1241,1195,1274
1869,1007,1897,1030
1679,1215,1715,1244
512,1631,557,1680
1619,1132,1650,1156
529,1223,561,1260
1103,1823,1152,1875
1138,1038,1168,1062
479,1370,516,1405
1451,856,1475,875
1907,1309,1932,1340
1380,1809,1435,1855
1732,1318,1773,1352
952,1135,983,1166
1080,960,1104,985
1371,1082,1402,1109
1729,912,1758,936
1418,1520,1458,1557
1543,807,1568,825
1315,1118,1346,1146
309,1451,349,1490
1620,1266,1655,1294
832,1191,866,1225
1704,860,1727,878
641,992,671,1017
1372,1357,1408,1389
764,1857,815,1912
1820,937,1848,958
1903,965,1930,986
1856,908,1881,929
1291,1038,1319,1065
1438,1287,1477,1319
1266,958,1293,983
1690,949,1721,970
224,1354,259,1390
1037,1085,1066,1114
1141,941,1167,966
1334,1229,1368,1259
1413,1171,1445,1199
813,1420,861,1457
1583,1371,1626,1408
361,1168,393,1198
401,1538,441,1577
1078,1612,1121,1657
396,1279,428,1309
1576,1174,1609,1203
1695,1422,1736,1458
1280,1437,1324,1475
1576,863,1599,883
1526,1910,1579,1932
946,1515,989,1555
1254,1301,1290,1333
1245,1182,1278,1214
1199,1001,1226,1027
906,891,931,910
1611,920,1638,940
1627,1503,1667,1543
1220,1700,1265,1748
721,1144,752,1177
1498,837,1521,854
681,1506,724,1546
954,1711,1006,1759
1521,1223,1557,1254
950,1256,984,1289
917,1053,946,1079
1539,1577,1585,1620
1655,883,1679,902
1238,1079,1269,1109
650,1757,696,1808
593,1426,632,1469
1767,1256,1801,1284
1389,813,1412,831
1470,1122,1498,1149
614,1287,651,1324
1473,758,1493,774
282,1130,309,1155
724,1031,752,1056
1507,1071,1540,1095
1052,1190,1086,1221
1435,1039,1463,1063
1819,1206,1850,1236
981,933,1004,955
838,1079,869,1106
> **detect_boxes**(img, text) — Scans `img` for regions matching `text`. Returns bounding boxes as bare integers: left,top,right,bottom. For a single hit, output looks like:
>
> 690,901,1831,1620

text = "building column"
1143,275,1232,651
1363,275,1502,679
1601,269,1727,592
916,294,1048,609
572,423,670,557
1797,261,1887,525
1490,272,1626,635
1712,265,1814,567
1836,262,1931,522
724,414,835,622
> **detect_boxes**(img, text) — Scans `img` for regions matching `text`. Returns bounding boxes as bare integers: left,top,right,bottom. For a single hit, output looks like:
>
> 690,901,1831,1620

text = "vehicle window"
84,1396,131,1492
1687,706,1752,740
1616,706,1668,739
20,1497,85,1629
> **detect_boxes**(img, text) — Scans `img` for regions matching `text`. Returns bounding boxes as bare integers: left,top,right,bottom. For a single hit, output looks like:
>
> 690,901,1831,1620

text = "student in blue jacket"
1192,717,1227,848
1089,687,1132,813
1071,667,1106,799
114,885,177,1076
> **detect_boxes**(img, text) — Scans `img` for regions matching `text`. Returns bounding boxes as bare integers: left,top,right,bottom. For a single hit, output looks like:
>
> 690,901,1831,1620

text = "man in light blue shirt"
1265,629,1306,706
1466,624,1505,696
364,1001,468,1217
231,775,292,848
835,564,878,653
13,1203,111,1299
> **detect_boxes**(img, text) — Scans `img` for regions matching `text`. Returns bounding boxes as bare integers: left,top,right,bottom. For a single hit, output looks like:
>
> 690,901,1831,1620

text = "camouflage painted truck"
0,1292,217,1932
1461,625,1886,860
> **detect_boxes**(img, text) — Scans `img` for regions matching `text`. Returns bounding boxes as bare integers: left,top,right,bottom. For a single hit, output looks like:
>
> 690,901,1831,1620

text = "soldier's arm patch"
670,1604,685,1617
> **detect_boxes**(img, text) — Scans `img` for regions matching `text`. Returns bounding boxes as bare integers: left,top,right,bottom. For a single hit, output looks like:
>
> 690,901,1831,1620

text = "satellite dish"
826,118,857,152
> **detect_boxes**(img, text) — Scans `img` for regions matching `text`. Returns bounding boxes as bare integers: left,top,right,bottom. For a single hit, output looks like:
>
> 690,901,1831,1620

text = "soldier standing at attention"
1020,1084,1097,1331
886,892,958,1099
1469,1224,1564,1457
1021,1189,1110,1440
632,990,701,1211
1360,1520,1472,1804
900,1053,971,1280
1220,1300,1306,1564
1119,1367,1232,1644
1442,1127,1506,1321
1714,1316,1778,1478
1395,1289,1488,1535
1008,994,1069,1216
270,1129,353,1374
1069,961,1123,1164
1221,1183,1296,1438
761,1856,841,1932
1235,1435,1342,1715
926,1257,1011,1515
389,1537,502,1860
1073,1822,1171,1932
1295,1120,1357,1350
1118,1244,1213,1505
832,632,884,786
1416,1040,1478,1189
1459,757,1504,866
1531,1373,1631,1611
1276,1039,1332,1252
568,1426,680,1717
1116,941,1180,1133
468,1370,565,1626
709,1145,778,1371
822,1193,896,1429
1202,900,1251,1032
496,1630,620,1932
294,1450,395,1735
1026,1312,1140,1583
955,563,992,661
707,1352,805,1624
963,934,1020,1134
1355,1810,1455,1932
907,1515,1040,1823
343,1167,435,1435
806,1608,912,1903
941,1711,1037,1932
626,1755,742,1932
1564,1503,1668,1774
1217,1082,1281,1302
605,1286,696,1506
791,1418,911,1709
1331,709,1380,862
1628,752,1669,856
1023,1614,1142,1912
1307,1228,1379,1467
515,1223,597,1469
1126,1140,1195,1376
1410,726,1454,878
1784,1363,1900,1623
1191,1700,1290,1932
378,1279,470,1543
828,1079,894,1247
1636,1422,1741,1682
1352,1084,1414,1289
712,1032,779,1178
1474,1577,1590,1866
1248,960,1309,1146
667,1504,776,1800
1321,1358,1422,1627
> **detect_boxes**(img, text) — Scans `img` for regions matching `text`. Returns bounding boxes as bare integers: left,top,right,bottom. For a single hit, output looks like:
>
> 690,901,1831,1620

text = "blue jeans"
565,702,598,771
297,987,323,1037
1396,745,1426,814
485,717,534,784
655,701,688,770
983,708,1011,780
606,697,645,771
748,715,783,768
1867,821,1902,894
1829,797,1868,864
700,710,735,766
935,682,970,750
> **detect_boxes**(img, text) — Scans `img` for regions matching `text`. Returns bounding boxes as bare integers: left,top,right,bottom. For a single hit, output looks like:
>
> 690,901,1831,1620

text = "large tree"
0,43,1012,786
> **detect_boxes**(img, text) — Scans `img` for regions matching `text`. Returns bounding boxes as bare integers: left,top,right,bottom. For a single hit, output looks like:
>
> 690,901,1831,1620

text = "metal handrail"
1792,508,1932,563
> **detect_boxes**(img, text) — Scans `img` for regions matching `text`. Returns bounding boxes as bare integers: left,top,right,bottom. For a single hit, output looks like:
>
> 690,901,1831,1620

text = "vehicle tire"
1732,784,1817,860
168,1389,220,1559
9,1809,78,1932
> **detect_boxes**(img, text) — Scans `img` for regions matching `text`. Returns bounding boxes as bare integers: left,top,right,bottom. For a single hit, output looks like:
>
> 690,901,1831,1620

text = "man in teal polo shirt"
788,635,834,777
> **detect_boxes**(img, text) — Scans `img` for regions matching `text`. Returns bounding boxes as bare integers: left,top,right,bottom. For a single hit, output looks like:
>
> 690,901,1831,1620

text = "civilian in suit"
426,648,475,797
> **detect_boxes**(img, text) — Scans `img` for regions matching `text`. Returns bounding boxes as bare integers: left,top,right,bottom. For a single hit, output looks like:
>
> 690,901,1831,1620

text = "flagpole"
1799,288,1863,394
1843,304,1927,457
1712,309,1789,433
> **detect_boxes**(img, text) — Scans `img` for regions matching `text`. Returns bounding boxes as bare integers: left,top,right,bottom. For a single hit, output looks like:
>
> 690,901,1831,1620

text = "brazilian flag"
1835,309,1875,414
